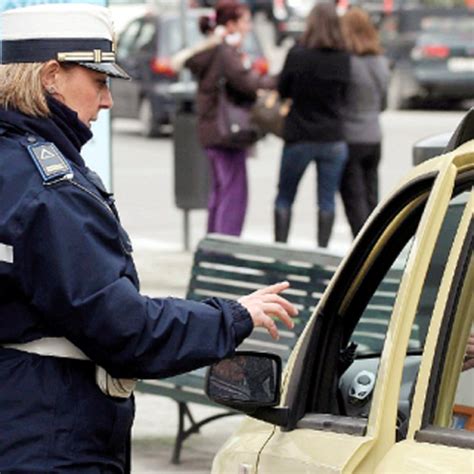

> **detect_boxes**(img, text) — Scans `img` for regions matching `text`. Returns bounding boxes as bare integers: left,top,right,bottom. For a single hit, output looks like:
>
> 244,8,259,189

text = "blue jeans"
275,141,348,213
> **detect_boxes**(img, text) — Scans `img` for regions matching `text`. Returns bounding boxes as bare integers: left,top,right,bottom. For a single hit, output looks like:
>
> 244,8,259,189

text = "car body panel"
374,440,474,473
211,140,474,473
211,417,275,473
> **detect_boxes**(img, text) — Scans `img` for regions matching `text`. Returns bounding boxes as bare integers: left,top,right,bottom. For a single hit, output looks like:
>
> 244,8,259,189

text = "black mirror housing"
206,352,282,412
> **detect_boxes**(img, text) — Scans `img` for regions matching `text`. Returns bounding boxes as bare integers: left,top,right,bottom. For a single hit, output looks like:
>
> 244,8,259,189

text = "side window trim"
415,426,474,450
296,414,367,436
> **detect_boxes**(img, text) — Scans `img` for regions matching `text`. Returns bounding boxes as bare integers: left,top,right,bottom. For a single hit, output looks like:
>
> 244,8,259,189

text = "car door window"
117,19,142,61
134,20,156,53
339,187,470,424
286,165,472,438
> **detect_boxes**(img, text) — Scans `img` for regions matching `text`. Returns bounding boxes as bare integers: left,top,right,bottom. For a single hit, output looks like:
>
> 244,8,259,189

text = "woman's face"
53,65,113,127
226,9,252,39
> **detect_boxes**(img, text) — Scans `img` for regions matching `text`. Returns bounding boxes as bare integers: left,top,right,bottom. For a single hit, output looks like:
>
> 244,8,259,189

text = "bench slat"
193,253,338,280
189,266,331,294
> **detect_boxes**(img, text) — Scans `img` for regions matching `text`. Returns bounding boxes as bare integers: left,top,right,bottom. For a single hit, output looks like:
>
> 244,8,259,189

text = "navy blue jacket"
0,98,253,472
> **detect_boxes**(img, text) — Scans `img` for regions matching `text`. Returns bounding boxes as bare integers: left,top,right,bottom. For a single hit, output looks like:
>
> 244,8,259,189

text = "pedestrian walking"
184,0,275,236
273,2,350,248
340,7,390,238
0,4,297,472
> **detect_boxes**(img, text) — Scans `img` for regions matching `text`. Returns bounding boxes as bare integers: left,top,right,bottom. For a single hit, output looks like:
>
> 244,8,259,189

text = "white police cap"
0,3,130,80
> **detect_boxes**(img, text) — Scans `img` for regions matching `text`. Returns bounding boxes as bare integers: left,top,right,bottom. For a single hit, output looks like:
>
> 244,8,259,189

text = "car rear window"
421,15,474,33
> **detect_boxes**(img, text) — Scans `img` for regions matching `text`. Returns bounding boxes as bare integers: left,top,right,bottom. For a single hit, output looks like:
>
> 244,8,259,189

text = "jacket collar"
0,97,92,168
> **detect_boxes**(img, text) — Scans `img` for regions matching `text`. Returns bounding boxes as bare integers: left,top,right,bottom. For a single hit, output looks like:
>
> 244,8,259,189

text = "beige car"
206,118,474,473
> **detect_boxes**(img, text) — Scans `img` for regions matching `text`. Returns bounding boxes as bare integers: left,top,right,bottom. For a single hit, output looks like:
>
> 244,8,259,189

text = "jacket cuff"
225,298,253,345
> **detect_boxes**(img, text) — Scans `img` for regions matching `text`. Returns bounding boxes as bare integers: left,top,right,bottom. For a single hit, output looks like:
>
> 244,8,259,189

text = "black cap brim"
79,62,131,80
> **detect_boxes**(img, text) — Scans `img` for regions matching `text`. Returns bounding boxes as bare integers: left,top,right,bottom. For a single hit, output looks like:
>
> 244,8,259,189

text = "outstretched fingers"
254,281,290,296
262,302,295,330
262,293,298,317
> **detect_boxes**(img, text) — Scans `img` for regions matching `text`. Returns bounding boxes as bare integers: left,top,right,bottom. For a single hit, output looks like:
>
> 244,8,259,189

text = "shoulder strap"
22,137,74,184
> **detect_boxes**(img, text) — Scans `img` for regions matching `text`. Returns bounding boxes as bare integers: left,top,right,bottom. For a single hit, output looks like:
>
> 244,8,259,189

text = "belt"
3,337,136,398
4,337,88,359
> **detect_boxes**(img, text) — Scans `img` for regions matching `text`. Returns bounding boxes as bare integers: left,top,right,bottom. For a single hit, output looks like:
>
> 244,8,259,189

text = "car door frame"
374,189,473,473
256,144,474,473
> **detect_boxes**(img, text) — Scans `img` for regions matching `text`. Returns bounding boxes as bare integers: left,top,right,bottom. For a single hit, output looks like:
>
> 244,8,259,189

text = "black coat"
278,45,351,143
0,98,252,471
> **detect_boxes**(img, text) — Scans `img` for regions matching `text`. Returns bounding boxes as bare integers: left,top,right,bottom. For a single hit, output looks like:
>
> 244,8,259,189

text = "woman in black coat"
274,3,350,248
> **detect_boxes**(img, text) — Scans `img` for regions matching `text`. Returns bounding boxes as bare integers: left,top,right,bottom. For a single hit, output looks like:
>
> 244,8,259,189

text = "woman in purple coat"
185,0,274,236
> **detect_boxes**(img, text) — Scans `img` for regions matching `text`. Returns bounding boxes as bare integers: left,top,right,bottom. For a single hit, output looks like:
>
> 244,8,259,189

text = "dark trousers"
205,146,248,236
340,142,381,237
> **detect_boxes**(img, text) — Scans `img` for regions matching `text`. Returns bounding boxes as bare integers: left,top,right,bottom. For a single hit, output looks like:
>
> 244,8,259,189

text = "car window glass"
412,192,467,349
135,21,156,52
117,20,142,60
164,18,203,56
337,215,422,420
351,241,413,358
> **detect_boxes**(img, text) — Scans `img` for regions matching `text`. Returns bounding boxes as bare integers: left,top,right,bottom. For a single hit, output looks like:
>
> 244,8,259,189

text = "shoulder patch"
27,142,74,184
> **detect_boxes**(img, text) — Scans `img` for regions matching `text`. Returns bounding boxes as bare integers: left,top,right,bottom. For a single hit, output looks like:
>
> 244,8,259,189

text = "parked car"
271,0,312,45
205,110,474,472
111,9,269,136
380,7,474,109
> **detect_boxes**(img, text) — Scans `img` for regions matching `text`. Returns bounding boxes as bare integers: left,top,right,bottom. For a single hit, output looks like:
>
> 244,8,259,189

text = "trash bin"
412,132,451,166
170,81,209,250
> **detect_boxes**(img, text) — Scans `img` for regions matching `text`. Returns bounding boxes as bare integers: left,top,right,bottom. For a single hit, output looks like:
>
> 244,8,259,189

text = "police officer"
0,4,297,471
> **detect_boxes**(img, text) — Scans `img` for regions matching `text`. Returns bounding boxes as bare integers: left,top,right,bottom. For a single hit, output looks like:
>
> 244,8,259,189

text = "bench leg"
172,401,196,464
171,401,238,464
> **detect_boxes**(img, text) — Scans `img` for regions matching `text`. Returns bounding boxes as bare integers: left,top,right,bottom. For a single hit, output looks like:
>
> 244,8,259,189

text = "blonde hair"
0,63,50,117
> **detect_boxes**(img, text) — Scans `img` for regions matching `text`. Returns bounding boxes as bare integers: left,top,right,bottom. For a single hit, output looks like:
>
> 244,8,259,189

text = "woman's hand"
238,281,298,340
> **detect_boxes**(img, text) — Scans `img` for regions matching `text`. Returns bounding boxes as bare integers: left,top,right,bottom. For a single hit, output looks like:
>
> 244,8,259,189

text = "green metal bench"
135,234,344,464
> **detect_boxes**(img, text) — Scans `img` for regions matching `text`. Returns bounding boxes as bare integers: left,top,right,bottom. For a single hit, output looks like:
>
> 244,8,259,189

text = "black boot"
274,208,292,243
318,211,335,248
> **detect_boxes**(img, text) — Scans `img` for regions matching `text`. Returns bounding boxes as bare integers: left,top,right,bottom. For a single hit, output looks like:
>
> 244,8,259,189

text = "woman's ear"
40,60,61,94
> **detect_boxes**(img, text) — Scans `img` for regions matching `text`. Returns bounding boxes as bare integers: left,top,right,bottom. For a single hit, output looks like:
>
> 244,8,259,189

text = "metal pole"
179,0,192,251
183,209,190,252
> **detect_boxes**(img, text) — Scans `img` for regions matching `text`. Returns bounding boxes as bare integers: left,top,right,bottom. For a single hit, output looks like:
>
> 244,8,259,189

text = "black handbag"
215,47,261,150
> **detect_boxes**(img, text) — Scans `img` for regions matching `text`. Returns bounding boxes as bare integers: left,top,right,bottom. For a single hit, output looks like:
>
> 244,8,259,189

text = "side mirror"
206,352,282,412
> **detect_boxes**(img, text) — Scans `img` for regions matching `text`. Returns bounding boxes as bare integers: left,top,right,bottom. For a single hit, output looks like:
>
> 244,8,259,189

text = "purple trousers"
205,147,248,236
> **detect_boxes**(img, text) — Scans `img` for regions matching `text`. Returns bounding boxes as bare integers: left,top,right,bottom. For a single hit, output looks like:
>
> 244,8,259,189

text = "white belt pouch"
4,337,136,398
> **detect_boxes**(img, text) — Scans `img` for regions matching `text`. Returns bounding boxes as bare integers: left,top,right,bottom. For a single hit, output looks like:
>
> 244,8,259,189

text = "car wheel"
139,97,159,138
387,68,409,111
